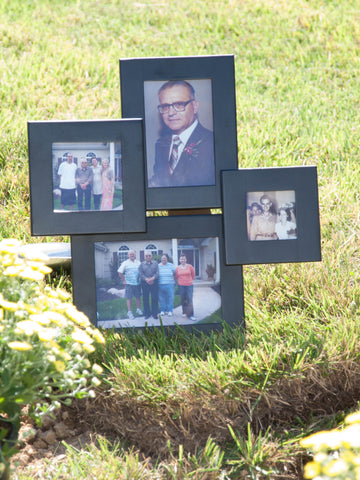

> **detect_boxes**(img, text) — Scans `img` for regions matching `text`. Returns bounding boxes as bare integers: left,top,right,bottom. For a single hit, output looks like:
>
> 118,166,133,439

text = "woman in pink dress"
100,159,114,210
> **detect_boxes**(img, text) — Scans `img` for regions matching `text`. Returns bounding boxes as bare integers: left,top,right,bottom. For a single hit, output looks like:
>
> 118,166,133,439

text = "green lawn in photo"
53,187,123,212
97,293,182,321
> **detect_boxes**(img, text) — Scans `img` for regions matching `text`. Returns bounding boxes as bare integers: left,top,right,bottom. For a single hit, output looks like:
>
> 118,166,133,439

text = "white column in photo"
215,237,220,284
172,238,178,265
109,142,115,168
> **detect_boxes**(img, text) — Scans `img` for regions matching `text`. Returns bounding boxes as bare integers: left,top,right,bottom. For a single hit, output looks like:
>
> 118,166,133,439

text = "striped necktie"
168,136,182,175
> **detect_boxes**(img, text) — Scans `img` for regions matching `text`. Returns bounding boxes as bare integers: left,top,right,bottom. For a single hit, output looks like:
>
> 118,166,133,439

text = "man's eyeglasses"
157,99,194,114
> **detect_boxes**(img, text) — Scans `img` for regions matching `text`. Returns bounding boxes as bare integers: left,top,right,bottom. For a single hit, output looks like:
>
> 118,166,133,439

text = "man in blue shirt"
118,250,143,320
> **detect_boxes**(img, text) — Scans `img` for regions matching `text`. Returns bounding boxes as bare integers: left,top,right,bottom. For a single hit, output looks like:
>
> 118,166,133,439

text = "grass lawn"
1,0,360,478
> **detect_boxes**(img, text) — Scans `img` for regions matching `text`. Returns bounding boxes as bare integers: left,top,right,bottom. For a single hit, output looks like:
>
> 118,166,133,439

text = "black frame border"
71,215,245,334
221,166,321,265
119,55,238,210
27,119,146,235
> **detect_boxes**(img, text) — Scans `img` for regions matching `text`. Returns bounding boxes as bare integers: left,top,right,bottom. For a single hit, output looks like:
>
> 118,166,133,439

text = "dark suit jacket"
150,122,215,187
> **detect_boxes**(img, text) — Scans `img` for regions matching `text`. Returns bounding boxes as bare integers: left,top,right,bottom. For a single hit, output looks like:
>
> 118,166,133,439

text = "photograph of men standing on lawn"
94,237,221,329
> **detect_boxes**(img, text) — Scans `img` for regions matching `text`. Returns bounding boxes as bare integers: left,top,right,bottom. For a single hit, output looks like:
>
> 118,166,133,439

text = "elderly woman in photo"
175,254,196,321
158,254,176,317
100,159,114,210
275,205,297,240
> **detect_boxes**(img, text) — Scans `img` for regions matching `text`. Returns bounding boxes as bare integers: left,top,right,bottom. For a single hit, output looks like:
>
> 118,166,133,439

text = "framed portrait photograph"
27,119,146,235
119,55,238,210
71,215,245,333
221,166,321,265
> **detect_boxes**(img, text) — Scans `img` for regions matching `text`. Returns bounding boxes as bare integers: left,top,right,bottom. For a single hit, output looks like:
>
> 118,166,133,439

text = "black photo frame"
71,215,244,333
119,55,238,210
221,166,321,265
28,119,146,235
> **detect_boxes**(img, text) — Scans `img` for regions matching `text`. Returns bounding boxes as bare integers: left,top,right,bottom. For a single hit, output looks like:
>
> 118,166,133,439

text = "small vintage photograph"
94,237,221,329
52,142,123,212
247,190,297,241
144,79,215,188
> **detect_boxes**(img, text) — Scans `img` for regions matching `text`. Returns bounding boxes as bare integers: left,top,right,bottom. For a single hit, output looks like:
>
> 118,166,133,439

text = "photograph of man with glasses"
148,80,215,188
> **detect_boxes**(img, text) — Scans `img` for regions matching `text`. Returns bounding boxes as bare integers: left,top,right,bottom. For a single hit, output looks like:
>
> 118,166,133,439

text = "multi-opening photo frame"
221,166,321,265
71,215,245,333
28,119,146,235
119,55,238,210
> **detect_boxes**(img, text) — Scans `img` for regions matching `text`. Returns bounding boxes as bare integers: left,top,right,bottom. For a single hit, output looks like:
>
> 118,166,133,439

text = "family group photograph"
95,236,221,328
52,141,123,212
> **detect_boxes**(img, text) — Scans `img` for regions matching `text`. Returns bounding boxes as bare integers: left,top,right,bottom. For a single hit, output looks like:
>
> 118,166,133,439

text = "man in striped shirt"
118,250,143,320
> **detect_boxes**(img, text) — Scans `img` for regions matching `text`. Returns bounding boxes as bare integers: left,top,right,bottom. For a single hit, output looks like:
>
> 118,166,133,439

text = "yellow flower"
56,289,71,301
50,342,62,355
0,254,15,267
323,459,348,477
59,351,72,361
0,239,21,253
341,424,360,448
71,327,93,345
29,313,51,325
91,377,101,387
20,303,38,314
355,466,360,480
300,430,342,450
346,411,360,425
92,364,103,374
9,341,33,351
314,452,328,463
65,305,90,327
18,246,49,262
45,311,68,327
37,328,57,342
90,329,105,344
18,267,45,281
54,361,66,373
0,295,19,311
26,261,52,275
341,450,360,466
0,325,4,333
16,319,43,333
44,287,71,301
303,461,321,479
82,343,95,353
3,266,23,276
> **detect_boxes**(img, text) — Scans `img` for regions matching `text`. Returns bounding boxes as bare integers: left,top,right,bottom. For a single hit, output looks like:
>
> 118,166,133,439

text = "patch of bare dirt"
11,359,360,479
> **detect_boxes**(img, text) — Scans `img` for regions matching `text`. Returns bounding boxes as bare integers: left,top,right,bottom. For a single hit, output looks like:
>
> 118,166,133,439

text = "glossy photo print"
95,236,221,329
247,190,297,241
144,79,215,189
52,142,123,213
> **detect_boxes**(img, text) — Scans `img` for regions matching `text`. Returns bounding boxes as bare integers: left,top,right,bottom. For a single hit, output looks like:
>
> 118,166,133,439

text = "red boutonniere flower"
184,139,202,158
